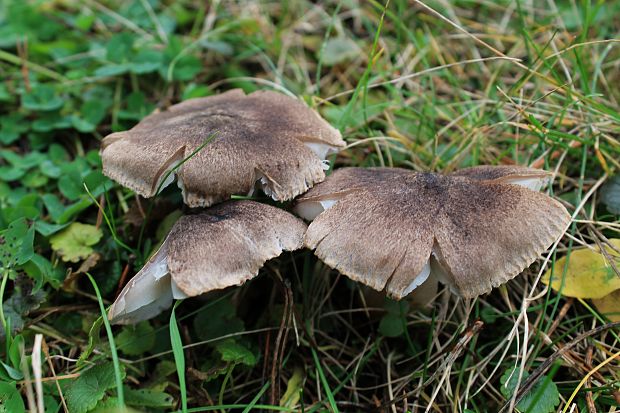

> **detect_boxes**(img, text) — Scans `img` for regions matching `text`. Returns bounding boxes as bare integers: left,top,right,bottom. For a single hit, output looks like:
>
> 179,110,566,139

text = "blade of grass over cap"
137,133,218,258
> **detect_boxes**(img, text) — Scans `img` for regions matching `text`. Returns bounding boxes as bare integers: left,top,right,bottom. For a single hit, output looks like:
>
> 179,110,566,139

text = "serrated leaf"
592,289,620,321
115,321,156,356
65,362,126,413
49,222,103,262
0,218,35,269
90,397,139,413
124,387,174,408
542,239,620,298
214,339,257,367
500,368,559,413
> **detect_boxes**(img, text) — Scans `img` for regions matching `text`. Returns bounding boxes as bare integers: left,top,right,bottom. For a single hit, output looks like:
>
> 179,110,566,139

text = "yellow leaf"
280,366,304,407
542,239,620,299
592,290,620,322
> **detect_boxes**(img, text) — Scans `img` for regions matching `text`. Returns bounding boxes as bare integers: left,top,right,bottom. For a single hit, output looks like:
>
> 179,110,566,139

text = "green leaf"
129,49,162,74
379,299,408,337
0,282,46,340
49,222,102,263
124,387,174,408
77,315,102,368
193,299,244,341
58,171,86,200
0,84,11,102
0,166,25,181
21,253,64,289
321,37,360,66
71,100,108,133
500,368,560,413
156,210,183,241
42,194,65,223
94,64,131,78
31,112,71,132
182,84,211,100
0,114,29,144
0,218,35,269
21,84,64,111
118,92,155,121
214,339,257,367
378,313,404,338
0,361,23,380
0,382,26,413
115,321,156,356
161,36,202,81
65,362,126,413
34,221,69,236
105,33,136,63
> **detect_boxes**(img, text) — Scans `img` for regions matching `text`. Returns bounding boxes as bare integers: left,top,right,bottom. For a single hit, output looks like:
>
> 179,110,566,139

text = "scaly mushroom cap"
295,166,570,299
101,89,345,207
108,201,307,324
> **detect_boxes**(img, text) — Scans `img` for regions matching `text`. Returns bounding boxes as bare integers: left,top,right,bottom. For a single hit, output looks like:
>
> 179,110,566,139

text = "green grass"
0,0,619,412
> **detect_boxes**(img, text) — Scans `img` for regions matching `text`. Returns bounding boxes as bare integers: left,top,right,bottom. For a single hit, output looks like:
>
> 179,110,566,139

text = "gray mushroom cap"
294,166,570,299
101,89,345,207
108,200,307,324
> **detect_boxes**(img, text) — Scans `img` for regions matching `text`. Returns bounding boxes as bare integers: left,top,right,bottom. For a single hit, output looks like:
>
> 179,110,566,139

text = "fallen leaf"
280,366,304,407
592,289,620,322
50,223,102,263
542,239,620,299
63,252,101,290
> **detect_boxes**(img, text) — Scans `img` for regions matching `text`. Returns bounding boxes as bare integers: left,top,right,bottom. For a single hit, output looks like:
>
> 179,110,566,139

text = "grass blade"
311,348,339,413
170,300,188,412
241,381,270,413
86,273,125,411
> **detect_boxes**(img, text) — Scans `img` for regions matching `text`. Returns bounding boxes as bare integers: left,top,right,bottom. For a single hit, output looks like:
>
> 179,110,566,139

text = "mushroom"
108,201,307,324
294,166,571,299
101,89,345,207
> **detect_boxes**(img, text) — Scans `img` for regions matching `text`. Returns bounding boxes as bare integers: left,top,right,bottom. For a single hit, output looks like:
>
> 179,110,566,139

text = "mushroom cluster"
103,89,570,324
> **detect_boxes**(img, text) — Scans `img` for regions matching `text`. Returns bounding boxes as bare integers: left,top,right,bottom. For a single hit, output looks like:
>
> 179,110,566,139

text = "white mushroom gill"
294,199,337,221
108,242,186,325
503,175,551,191
304,142,341,161
255,171,276,199
157,170,176,193
400,260,432,297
